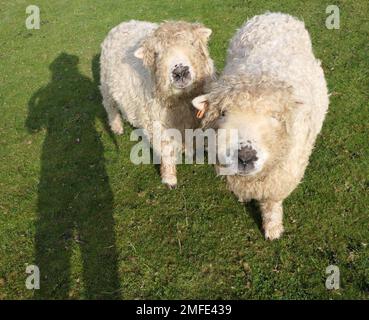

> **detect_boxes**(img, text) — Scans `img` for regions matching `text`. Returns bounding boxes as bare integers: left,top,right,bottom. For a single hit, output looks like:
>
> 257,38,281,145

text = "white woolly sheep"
192,13,329,239
100,20,215,188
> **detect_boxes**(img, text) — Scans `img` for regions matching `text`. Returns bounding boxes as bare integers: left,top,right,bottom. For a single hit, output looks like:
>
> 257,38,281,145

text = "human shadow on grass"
26,53,121,299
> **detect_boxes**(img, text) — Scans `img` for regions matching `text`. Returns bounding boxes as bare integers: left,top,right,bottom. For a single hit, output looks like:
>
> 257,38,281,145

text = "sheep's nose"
172,64,190,80
238,146,258,165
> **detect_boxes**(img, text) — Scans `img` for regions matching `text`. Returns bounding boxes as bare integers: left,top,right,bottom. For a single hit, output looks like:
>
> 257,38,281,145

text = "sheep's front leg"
160,140,178,189
260,200,284,240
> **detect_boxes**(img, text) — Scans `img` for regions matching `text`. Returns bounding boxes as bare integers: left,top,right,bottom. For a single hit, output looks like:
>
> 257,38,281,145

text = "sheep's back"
100,20,158,128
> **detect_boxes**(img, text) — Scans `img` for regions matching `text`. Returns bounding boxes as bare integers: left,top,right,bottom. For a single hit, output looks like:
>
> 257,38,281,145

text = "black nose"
238,146,258,165
172,64,190,80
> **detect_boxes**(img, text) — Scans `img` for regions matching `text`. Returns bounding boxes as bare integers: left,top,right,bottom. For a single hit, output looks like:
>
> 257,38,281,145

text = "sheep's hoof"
110,121,124,135
264,223,284,240
166,183,177,190
162,176,177,190
112,126,124,135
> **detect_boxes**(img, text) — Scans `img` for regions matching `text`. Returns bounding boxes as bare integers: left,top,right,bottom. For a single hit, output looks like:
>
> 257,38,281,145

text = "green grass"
0,0,368,299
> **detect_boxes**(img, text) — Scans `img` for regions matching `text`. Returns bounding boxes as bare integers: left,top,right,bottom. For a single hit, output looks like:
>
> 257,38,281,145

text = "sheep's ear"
192,95,209,119
197,27,212,41
134,42,155,67
192,95,208,110
134,47,145,59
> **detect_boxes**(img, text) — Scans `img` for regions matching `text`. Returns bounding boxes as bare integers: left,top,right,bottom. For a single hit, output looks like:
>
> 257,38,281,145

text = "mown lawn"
0,0,368,299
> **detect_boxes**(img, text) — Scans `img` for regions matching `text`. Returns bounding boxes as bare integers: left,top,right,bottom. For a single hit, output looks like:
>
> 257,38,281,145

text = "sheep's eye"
221,111,226,117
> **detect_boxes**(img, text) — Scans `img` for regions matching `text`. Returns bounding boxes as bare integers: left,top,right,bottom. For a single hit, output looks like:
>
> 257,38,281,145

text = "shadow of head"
49,52,79,71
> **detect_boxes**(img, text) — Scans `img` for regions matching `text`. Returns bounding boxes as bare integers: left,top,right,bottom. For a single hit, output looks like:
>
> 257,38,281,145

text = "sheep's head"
135,21,214,98
192,77,294,176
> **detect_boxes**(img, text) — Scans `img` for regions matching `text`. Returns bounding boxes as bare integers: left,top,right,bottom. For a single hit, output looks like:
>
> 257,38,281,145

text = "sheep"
100,20,215,188
192,13,329,239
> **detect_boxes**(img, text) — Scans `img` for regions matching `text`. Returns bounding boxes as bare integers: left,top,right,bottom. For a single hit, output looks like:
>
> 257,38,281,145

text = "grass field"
0,0,368,299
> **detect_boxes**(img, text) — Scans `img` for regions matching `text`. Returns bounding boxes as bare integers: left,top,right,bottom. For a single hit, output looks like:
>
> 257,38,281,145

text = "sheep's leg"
160,140,178,189
260,200,284,240
101,91,123,135
160,163,177,189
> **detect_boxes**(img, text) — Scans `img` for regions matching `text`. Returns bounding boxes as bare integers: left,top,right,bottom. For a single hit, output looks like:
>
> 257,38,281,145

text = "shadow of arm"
25,88,45,133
